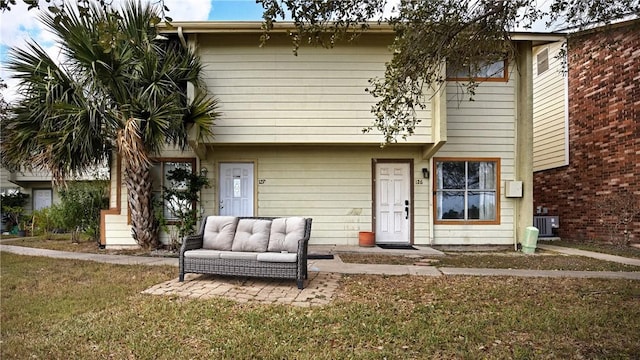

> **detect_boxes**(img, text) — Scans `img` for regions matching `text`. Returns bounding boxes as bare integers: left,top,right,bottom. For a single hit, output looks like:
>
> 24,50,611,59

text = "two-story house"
101,22,563,249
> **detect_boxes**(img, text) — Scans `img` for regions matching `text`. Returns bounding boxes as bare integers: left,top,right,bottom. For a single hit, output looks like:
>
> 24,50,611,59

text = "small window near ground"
537,48,549,75
434,158,500,225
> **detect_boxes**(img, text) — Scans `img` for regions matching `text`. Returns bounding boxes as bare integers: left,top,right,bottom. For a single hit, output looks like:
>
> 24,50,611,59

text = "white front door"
33,189,52,210
375,162,411,244
219,163,254,216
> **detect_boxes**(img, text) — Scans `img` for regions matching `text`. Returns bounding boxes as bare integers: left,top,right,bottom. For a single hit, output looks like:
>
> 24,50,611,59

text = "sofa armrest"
296,218,313,286
181,234,204,254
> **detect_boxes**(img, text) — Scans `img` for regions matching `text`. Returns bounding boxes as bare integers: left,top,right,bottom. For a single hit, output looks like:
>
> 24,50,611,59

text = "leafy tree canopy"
258,0,639,143
1,0,219,248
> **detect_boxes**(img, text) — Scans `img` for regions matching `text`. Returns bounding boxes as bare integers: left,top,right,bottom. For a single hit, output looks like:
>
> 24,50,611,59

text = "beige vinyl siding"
201,146,432,246
198,34,432,144
0,167,15,190
533,41,568,171
432,67,517,245
104,155,134,248
8,169,51,182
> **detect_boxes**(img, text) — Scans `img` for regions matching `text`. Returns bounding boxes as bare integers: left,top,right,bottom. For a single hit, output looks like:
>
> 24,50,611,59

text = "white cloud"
163,0,211,21
0,0,212,103
0,5,57,104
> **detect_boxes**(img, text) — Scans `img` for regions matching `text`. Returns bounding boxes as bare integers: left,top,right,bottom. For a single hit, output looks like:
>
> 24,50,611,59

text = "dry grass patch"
2,252,639,359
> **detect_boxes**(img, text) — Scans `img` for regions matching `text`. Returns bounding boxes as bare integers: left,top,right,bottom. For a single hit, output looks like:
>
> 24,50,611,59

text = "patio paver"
142,272,341,307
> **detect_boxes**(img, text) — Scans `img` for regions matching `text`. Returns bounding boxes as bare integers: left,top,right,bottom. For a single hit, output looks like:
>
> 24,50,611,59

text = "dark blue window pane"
439,191,464,219
439,162,465,189
468,192,496,220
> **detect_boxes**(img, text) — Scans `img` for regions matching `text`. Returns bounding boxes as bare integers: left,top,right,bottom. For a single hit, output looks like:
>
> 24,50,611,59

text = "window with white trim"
434,158,500,224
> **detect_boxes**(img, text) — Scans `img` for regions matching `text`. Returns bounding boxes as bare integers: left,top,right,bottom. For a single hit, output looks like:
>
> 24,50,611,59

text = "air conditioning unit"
533,216,559,237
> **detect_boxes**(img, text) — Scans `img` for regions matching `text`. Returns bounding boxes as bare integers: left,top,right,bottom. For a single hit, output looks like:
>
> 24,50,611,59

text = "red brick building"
533,20,639,243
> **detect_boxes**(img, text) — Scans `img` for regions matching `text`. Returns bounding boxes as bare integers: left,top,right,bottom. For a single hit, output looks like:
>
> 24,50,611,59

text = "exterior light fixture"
422,168,429,179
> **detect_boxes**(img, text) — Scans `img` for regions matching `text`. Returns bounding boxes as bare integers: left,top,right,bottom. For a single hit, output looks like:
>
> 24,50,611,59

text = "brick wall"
533,22,640,242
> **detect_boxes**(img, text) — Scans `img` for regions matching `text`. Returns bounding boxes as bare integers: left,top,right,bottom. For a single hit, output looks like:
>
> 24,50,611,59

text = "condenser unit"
533,216,559,237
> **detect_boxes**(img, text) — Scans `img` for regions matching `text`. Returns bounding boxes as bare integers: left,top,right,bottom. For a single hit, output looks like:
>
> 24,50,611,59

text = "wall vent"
533,216,559,237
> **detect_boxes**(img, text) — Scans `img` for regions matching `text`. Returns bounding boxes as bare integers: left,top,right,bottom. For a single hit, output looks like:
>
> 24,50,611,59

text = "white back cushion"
202,216,239,250
231,219,272,252
268,217,306,253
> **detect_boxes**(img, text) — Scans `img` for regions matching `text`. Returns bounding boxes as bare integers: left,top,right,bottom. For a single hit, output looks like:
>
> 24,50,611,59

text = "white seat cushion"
184,249,223,259
202,216,238,250
268,217,306,253
219,251,260,261
256,252,298,263
231,219,272,252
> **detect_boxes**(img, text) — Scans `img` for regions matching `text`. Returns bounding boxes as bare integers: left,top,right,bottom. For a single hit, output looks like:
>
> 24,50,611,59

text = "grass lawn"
1,252,639,359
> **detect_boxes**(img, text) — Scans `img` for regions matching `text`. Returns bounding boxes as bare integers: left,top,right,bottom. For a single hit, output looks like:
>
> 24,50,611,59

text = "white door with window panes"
33,189,52,210
375,162,411,244
219,163,254,217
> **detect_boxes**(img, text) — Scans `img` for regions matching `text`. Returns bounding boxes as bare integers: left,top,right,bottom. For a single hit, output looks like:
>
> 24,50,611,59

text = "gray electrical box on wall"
505,181,523,198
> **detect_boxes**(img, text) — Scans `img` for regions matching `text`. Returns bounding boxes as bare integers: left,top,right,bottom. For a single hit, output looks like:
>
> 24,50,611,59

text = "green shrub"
31,207,56,238
1,192,29,232
55,181,109,242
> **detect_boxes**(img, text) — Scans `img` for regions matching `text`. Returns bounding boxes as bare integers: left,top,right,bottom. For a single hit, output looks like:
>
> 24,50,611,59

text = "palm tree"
1,1,219,249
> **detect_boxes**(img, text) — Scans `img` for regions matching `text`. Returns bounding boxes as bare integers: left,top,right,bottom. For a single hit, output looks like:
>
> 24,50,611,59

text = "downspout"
179,27,208,231
177,26,187,48
181,27,208,160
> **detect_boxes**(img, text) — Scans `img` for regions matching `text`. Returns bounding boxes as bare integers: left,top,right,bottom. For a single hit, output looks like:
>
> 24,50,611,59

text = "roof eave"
158,21,395,34
159,21,568,45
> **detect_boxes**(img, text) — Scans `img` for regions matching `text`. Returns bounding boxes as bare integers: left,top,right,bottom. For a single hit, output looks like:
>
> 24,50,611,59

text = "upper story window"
434,158,500,225
447,59,508,82
537,48,549,75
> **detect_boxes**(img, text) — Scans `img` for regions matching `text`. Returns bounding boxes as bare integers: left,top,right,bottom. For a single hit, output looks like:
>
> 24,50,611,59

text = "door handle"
405,206,409,219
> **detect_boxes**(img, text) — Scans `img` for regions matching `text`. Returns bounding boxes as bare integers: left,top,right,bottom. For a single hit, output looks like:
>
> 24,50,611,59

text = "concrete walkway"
1,242,639,307
538,244,640,266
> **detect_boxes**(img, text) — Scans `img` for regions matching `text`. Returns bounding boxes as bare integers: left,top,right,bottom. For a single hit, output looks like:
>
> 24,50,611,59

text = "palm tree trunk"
125,165,158,249
117,118,158,249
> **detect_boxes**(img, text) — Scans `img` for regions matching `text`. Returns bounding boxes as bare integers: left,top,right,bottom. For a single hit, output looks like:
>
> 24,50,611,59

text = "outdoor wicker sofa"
179,216,312,289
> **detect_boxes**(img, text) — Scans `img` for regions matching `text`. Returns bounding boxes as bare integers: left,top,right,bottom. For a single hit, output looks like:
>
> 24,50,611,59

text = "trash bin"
521,226,539,254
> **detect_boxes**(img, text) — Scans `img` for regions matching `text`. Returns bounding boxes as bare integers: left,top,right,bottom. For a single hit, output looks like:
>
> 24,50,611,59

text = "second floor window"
537,48,549,75
447,59,508,81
